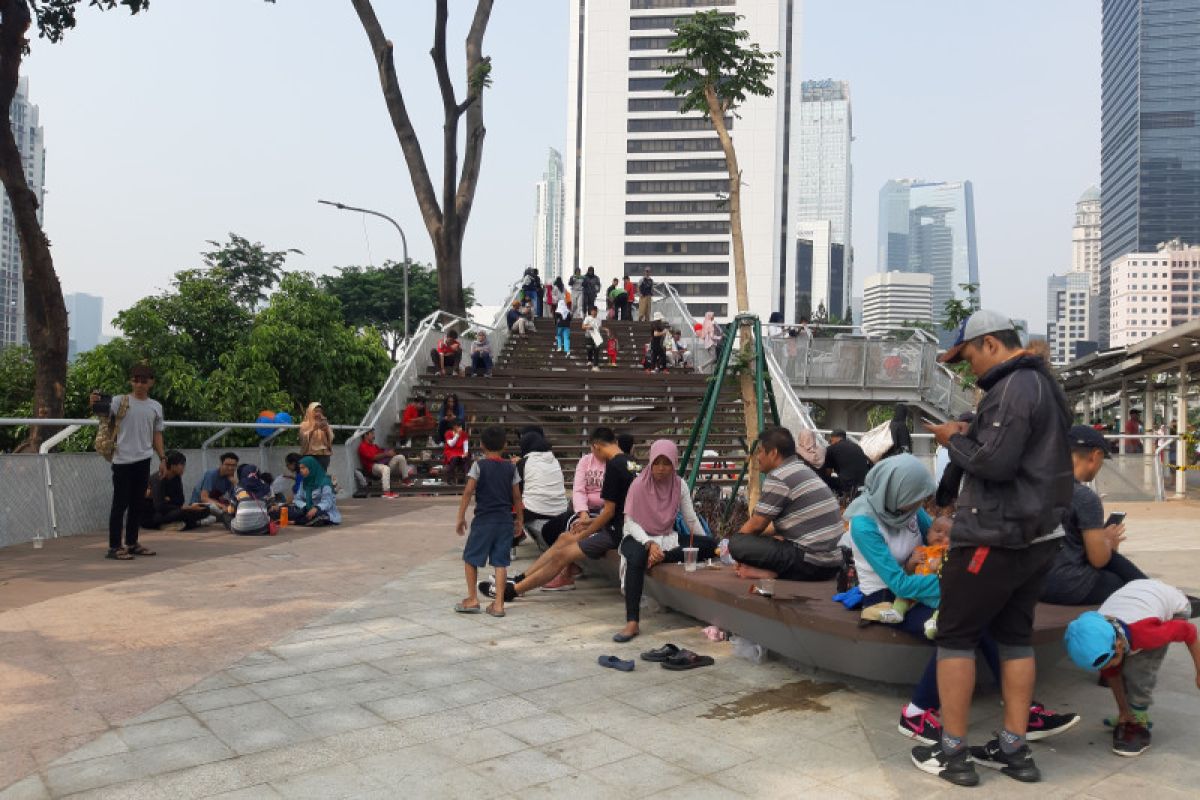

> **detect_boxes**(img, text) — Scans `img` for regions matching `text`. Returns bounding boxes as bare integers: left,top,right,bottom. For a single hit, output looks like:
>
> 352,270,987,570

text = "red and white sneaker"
381,492,399,499
541,569,576,592
898,706,942,746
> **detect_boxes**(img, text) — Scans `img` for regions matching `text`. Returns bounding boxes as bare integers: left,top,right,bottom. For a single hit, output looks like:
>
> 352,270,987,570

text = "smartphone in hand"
1105,511,1126,528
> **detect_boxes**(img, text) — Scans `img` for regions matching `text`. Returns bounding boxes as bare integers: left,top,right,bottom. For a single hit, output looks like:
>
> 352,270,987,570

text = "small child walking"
604,327,619,367
1065,578,1200,757
454,426,523,618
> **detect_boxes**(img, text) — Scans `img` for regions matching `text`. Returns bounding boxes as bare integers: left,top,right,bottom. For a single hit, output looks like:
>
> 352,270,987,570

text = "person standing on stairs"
554,298,573,356
545,280,557,320
637,268,655,322
583,306,603,371
569,266,585,318
647,319,669,373
583,267,601,317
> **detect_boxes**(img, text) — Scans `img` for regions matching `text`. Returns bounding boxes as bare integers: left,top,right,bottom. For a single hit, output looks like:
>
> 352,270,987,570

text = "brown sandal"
106,548,134,560
127,545,156,556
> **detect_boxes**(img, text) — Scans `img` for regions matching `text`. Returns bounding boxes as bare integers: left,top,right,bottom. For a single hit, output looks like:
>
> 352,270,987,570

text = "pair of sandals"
640,643,714,671
454,602,505,618
106,545,156,561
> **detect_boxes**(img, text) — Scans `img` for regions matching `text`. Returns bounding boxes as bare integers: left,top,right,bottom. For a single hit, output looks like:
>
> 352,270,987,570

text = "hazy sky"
26,1,1099,335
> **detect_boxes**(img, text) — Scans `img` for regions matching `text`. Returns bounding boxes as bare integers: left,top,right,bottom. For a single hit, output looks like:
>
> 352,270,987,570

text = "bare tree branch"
349,0,442,232
455,0,494,227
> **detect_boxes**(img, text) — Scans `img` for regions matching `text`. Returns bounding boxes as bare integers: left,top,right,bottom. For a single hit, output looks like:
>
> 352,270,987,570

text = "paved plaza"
2,499,1199,799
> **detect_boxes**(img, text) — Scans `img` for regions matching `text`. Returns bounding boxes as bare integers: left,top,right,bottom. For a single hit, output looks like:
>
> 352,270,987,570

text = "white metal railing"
653,281,717,374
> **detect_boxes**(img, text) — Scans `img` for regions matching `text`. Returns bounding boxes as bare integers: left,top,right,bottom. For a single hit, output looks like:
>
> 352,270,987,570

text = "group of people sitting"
142,449,342,534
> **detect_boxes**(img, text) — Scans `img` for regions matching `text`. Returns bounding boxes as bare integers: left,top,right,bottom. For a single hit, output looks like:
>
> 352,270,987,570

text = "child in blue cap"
1064,579,1199,756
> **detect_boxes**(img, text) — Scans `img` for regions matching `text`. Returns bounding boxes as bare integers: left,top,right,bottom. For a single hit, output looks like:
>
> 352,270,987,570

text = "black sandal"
661,649,714,671
106,548,134,560
127,545,156,556
640,643,680,662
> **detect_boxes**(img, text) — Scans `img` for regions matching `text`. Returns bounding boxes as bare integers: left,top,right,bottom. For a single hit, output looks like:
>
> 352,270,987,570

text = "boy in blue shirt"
455,426,522,617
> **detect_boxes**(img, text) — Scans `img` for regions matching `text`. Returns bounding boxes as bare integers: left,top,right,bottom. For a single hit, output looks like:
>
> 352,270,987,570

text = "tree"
200,233,299,311
0,344,33,451
348,0,493,316
941,282,981,332
322,261,476,359
0,0,149,450
663,11,778,505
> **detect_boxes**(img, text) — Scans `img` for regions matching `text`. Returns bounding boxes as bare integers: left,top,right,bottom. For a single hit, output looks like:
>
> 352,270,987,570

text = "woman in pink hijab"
615,439,718,642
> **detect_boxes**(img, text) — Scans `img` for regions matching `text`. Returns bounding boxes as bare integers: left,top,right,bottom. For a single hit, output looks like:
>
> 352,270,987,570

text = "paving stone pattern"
4,550,1200,799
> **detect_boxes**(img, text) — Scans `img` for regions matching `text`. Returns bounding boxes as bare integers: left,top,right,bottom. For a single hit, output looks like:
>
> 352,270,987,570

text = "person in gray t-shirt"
91,363,166,560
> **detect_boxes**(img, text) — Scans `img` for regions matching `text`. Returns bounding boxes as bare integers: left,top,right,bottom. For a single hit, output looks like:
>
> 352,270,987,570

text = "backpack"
95,395,130,462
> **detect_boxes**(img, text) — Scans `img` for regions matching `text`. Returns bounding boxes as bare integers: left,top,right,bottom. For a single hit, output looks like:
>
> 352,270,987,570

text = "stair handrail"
653,281,716,374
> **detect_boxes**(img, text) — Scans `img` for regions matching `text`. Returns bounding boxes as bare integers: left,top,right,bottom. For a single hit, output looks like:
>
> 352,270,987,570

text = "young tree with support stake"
662,11,778,505
348,0,493,317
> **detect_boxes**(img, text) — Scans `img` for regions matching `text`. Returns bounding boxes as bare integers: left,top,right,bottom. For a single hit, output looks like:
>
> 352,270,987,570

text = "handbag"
859,420,894,463
94,394,130,462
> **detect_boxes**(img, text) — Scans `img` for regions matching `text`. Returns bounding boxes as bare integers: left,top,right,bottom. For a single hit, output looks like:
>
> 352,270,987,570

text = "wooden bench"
590,552,1088,684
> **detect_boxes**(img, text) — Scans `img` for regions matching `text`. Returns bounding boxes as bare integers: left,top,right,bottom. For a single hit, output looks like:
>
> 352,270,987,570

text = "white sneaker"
200,515,217,526
162,520,187,532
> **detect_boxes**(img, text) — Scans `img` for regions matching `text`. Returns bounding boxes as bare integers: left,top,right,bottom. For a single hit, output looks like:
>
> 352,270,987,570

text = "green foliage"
662,11,778,115
0,346,34,450
322,261,477,358
941,282,981,332
201,233,297,311
30,1,150,45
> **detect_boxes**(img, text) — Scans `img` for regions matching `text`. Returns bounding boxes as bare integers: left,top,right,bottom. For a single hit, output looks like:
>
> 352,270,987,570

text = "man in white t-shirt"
91,363,166,561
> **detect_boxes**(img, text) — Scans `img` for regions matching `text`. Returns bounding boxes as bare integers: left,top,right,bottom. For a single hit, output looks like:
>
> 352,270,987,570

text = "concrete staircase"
379,320,754,495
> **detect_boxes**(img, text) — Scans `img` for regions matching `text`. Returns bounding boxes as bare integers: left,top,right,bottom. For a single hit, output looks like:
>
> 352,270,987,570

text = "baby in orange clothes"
861,517,950,638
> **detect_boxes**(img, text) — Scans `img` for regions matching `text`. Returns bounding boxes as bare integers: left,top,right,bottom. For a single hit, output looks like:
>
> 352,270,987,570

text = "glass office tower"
1099,0,1200,348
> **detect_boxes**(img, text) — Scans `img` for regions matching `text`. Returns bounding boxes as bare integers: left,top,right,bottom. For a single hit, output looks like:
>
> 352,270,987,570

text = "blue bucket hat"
1064,610,1119,671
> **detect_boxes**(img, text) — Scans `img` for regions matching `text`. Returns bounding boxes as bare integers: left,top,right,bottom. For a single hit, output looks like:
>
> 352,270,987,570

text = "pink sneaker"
541,570,576,592
898,706,942,746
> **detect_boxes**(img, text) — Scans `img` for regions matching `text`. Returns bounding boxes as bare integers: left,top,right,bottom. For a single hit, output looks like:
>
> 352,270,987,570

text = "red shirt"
357,441,387,473
444,428,468,463
402,404,430,425
436,338,460,356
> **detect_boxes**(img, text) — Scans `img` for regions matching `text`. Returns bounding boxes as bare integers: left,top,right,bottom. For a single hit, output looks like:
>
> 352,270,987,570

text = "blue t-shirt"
468,457,519,518
190,469,234,505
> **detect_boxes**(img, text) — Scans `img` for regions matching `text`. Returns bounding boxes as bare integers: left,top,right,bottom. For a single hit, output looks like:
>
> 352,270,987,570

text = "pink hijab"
625,439,682,537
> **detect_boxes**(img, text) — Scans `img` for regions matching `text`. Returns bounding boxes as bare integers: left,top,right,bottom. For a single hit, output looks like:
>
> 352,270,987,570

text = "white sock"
904,702,925,717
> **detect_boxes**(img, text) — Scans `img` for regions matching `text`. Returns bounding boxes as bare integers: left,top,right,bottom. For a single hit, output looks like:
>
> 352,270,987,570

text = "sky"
25,1,1099,336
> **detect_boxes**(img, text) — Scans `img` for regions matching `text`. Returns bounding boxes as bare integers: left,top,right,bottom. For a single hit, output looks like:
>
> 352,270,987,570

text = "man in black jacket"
141,450,208,531
911,311,1073,787
822,429,871,500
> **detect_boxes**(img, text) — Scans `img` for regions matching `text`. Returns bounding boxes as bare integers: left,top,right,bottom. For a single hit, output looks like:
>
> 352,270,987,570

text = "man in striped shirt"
729,426,844,581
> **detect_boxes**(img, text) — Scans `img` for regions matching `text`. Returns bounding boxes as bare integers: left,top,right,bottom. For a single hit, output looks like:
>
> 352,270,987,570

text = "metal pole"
318,200,411,339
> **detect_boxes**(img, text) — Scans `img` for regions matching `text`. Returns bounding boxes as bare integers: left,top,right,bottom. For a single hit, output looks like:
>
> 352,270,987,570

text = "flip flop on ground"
661,649,714,670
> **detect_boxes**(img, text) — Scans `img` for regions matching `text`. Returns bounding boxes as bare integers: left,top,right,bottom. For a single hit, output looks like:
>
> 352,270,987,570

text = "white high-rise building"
1072,186,1102,294
862,271,933,333
532,147,565,282
1046,272,1096,366
2,76,45,348
564,0,802,321
794,79,852,321
1109,239,1200,348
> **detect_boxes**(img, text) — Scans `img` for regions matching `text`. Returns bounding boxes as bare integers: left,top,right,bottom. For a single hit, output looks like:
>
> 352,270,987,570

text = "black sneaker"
477,579,517,601
968,738,1041,783
1187,594,1200,619
911,743,979,787
1112,722,1151,757
1026,702,1080,741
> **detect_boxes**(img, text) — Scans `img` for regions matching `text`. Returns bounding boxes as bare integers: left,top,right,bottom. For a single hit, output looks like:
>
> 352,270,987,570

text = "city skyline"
2,76,44,348
531,147,564,282
17,2,1101,336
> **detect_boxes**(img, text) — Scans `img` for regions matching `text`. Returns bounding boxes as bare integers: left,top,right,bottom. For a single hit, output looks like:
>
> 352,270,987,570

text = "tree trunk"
704,85,761,506
0,0,67,452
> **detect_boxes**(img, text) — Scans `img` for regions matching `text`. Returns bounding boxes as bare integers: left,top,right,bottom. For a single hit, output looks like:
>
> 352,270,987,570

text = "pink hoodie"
572,453,606,513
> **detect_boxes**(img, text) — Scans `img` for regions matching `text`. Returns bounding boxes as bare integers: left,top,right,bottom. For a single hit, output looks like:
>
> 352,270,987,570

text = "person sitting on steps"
431,329,463,376
357,429,412,498
399,395,438,448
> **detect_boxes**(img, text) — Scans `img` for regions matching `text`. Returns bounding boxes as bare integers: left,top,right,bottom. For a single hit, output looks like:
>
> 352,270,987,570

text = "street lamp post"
317,199,410,339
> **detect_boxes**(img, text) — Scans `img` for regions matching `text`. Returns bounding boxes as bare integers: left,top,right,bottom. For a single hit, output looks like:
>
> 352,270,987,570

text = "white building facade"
1046,272,1095,366
564,0,802,321
862,271,933,333
1072,186,1102,294
1109,239,1200,348
532,147,565,282
2,76,45,348
794,79,852,322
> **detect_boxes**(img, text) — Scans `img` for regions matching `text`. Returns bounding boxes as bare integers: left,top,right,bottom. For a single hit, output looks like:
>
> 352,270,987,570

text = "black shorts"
578,525,621,560
936,539,1061,652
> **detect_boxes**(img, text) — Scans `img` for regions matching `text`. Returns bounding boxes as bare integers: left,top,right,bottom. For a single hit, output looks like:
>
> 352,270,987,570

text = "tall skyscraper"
793,79,852,321
64,291,103,360
862,271,932,333
532,147,565,281
876,179,979,323
1099,0,1200,349
1072,186,1102,294
1046,272,1096,366
564,0,802,321
2,76,45,349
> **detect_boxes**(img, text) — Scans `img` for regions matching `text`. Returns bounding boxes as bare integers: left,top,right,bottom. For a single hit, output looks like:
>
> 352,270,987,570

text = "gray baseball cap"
938,309,1018,364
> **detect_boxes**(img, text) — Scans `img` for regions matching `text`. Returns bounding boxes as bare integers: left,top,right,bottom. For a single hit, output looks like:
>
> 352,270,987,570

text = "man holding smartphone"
1040,426,1147,606
912,311,1073,786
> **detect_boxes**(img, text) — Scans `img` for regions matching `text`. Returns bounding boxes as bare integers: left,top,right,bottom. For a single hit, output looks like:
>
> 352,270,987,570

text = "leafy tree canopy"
663,10,777,115
321,261,476,359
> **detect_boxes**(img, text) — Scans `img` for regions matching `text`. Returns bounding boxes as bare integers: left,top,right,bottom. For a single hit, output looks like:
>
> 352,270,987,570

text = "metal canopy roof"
1060,320,1200,394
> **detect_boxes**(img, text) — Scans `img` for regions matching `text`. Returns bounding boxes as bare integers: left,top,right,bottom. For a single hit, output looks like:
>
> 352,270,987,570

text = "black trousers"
110,459,151,550
620,535,719,622
142,506,208,530
615,297,630,320
726,534,839,582
586,342,600,366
